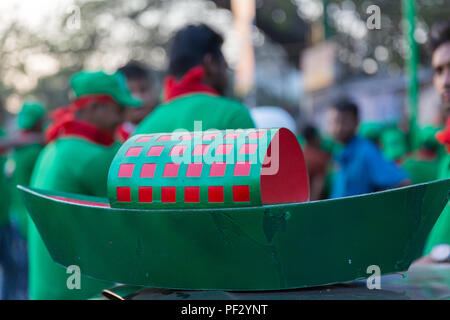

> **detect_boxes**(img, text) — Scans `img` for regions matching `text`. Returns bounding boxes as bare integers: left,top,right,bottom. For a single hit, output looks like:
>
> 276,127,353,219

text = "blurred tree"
293,0,450,79
1,0,449,118
0,0,235,113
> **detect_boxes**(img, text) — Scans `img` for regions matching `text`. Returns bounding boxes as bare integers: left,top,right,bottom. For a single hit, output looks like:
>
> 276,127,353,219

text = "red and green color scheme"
108,128,309,209
18,128,450,292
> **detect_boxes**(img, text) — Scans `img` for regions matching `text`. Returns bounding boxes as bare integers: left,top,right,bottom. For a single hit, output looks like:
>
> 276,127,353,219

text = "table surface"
101,264,450,300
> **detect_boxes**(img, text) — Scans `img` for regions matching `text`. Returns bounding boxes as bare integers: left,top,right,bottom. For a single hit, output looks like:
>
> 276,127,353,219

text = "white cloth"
250,106,297,135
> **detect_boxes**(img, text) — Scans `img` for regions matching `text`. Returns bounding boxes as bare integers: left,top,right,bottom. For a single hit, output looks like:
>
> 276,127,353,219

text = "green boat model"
19,128,450,291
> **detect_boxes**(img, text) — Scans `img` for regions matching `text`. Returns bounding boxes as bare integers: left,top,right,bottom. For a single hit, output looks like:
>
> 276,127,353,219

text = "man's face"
126,77,157,125
432,41,450,118
329,109,358,144
90,102,125,133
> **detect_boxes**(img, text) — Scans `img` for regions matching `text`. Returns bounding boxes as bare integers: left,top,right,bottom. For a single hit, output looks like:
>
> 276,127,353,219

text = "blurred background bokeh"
0,0,449,133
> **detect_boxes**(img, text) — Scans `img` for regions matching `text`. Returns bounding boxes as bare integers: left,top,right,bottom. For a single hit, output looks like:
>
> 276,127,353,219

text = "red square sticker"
161,187,176,203
118,163,134,178
247,132,265,139
208,186,224,203
210,162,227,177
140,163,156,178
192,144,210,155
239,144,258,154
233,185,250,202
157,135,172,141
169,145,187,156
179,134,194,141
139,187,153,203
234,161,251,176
202,133,218,140
224,132,240,139
163,163,180,177
184,187,200,203
125,147,143,157
186,163,203,177
216,144,233,155
136,136,153,142
117,187,131,202
147,146,164,156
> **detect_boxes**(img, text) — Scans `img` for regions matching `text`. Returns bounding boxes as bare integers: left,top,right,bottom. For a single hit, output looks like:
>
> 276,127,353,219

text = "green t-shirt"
29,137,120,300
9,143,43,238
135,94,255,134
423,154,450,254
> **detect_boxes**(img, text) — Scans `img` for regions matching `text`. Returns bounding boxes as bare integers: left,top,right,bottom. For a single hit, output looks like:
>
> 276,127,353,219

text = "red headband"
45,95,117,146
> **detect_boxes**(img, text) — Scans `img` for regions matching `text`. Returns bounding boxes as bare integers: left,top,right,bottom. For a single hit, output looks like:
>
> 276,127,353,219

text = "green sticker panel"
108,128,309,209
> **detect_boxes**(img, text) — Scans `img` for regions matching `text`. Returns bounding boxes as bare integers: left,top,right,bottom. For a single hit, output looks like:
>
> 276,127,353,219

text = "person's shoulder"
157,93,246,110
355,136,380,152
210,95,247,110
344,137,381,162
212,96,254,129
55,137,100,151
47,137,116,161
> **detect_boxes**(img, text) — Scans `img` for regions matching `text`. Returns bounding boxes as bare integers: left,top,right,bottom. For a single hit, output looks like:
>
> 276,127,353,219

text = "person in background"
116,61,158,142
417,19,450,264
5,101,47,300
0,98,13,300
329,98,410,198
431,21,450,124
301,125,331,201
10,101,47,238
135,23,254,134
28,71,142,299
402,126,441,184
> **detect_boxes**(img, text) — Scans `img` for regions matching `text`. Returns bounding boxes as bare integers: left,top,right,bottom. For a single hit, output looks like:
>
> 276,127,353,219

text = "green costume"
29,138,121,299
135,94,255,134
28,70,142,300
10,144,43,238
423,123,450,254
9,101,47,238
423,154,450,254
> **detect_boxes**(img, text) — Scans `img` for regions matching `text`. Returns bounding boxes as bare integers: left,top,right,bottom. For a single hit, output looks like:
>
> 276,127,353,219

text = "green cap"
17,101,46,130
70,71,142,107
381,128,408,161
358,122,384,143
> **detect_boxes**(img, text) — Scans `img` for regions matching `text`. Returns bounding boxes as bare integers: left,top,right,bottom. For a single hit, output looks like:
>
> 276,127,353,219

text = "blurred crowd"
0,19,449,300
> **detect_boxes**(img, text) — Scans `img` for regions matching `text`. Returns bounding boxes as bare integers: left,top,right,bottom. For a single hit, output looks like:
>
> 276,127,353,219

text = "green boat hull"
19,179,450,291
